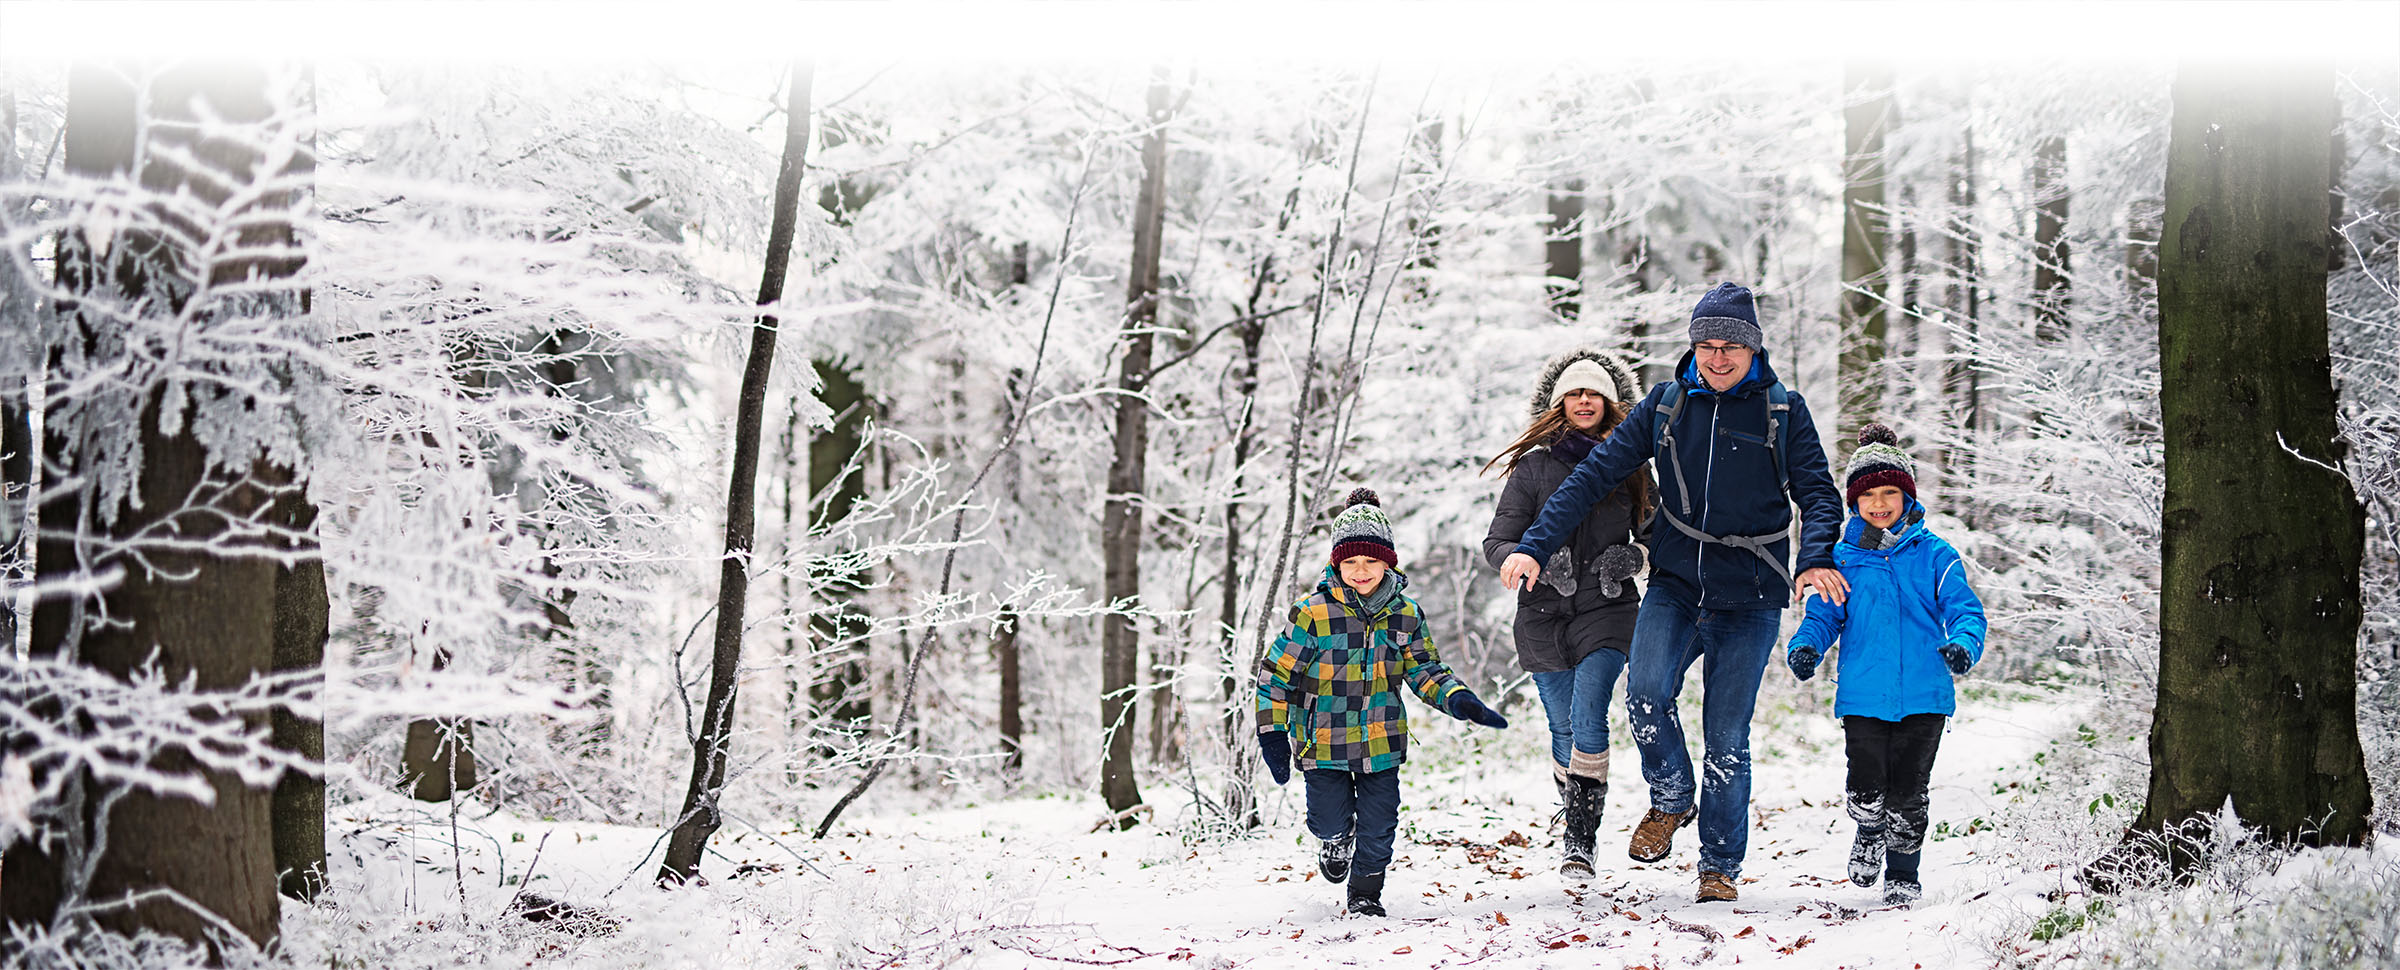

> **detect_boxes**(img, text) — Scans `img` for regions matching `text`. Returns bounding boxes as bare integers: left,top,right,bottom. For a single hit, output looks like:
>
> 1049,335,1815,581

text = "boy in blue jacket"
1784,424,1986,906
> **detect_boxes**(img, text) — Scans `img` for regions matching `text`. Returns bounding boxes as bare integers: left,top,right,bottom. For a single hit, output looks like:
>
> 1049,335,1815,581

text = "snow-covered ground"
284,678,2125,968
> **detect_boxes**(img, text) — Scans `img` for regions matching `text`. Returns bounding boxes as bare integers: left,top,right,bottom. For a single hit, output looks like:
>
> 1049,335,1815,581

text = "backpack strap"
1651,388,1694,518
1766,381,1792,502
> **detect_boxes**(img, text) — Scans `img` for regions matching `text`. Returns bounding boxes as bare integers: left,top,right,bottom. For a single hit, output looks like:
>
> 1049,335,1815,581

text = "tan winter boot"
1627,806,1695,863
1697,870,1738,903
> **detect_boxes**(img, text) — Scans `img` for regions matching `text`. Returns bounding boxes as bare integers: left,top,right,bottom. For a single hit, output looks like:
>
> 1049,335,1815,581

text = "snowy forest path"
305,686,2088,968
792,685,2083,968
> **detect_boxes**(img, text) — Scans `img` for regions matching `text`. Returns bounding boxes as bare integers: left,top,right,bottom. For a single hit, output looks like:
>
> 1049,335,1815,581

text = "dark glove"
1257,730,1292,785
1446,691,1509,729
1940,641,1975,676
1786,644,1820,681
1595,543,1647,598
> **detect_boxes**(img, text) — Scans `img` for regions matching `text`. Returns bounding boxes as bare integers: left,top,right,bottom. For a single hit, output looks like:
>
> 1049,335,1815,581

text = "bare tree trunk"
995,608,1023,774
1839,62,1896,449
2031,134,2072,344
401,667,477,802
1942,126,1983,526
4,59,305,956
1545,178,1584,323
2094,61,2370,887
660,61,813,885
269,486,327,902
0,86,30,655
807,358,870,758
1100,67,1173,826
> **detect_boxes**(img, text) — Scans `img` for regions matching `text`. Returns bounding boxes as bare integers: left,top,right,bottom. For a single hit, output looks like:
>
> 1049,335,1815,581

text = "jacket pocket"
1719,427,1767,447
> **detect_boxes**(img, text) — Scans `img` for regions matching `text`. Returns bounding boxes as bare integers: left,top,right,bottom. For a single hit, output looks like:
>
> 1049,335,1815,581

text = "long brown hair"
1483,397,1654,528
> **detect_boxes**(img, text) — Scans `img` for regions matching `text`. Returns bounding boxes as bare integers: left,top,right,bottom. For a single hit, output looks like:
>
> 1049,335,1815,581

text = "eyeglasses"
1693,344,1749,359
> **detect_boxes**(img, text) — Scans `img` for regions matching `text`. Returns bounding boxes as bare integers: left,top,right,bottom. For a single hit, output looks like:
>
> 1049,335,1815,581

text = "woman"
1481,347,1652,881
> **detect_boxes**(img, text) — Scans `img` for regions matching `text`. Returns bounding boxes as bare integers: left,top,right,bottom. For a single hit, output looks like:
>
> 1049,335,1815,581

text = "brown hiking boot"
1627,806,1695,863
1697,870,1738,903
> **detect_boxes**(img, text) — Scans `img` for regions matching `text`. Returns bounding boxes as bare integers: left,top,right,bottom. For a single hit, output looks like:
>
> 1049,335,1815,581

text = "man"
1498,282,1847,903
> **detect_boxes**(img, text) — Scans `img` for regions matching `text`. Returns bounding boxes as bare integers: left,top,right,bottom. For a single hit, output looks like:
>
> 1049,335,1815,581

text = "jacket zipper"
1698,394,1721,591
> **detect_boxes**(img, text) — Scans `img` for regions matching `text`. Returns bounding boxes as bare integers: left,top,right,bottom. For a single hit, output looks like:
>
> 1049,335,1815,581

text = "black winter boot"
1560,774,1607,880
1345,869,1387,917
1318,832,1355,883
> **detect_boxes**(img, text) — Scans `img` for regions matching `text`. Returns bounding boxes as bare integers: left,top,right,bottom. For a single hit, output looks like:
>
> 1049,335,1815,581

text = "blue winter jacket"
1787,498,1989,721
1514,350,1844,611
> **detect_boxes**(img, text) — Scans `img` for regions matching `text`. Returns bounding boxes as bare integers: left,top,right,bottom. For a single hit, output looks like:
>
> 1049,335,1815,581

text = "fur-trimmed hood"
1527,347,1643,416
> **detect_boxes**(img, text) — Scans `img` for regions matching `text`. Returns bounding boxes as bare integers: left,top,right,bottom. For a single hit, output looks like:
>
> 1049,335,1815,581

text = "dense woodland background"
0,39,2397,967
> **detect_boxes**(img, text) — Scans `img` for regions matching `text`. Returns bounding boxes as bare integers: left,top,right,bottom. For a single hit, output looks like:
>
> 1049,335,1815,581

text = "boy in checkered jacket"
1256,488,1511,917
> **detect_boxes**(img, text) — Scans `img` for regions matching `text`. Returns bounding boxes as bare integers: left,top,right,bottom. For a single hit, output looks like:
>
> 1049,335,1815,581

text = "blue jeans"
1625,582,1781,878
1305,767,1401,876
1531,647,1629,771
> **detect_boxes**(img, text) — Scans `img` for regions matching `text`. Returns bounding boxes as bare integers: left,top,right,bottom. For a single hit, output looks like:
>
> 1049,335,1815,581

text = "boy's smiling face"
1339,555,1389,595
1856,485,1907,530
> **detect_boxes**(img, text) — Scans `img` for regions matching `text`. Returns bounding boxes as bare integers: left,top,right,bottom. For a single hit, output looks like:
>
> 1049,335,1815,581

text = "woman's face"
1560,388,1609,432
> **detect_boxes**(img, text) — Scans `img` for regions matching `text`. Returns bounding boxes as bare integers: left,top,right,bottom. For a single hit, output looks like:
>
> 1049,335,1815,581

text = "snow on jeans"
1305,767,1401,876
1625,580,1781,879
1531,645,1629,772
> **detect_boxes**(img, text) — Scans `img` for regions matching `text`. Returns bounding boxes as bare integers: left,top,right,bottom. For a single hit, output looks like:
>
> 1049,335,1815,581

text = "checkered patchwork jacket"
1255,567,1468,773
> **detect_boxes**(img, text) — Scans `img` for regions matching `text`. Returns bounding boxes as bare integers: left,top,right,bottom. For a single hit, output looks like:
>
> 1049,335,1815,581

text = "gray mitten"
1537,545,1578,596
1594,543,1647,598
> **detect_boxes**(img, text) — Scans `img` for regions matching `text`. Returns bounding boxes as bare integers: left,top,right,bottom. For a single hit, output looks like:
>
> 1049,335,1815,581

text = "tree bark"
1839,62,1896,449
2031,134,2072,343
806,358,871,757
1100,68,1173,826
995,608,1023,774
1545,178,1584,323
4,59,303,956
269,484,327,902
1941,126,1982,526
0,85,30,656
2100,61,2370,884
660,61,813,885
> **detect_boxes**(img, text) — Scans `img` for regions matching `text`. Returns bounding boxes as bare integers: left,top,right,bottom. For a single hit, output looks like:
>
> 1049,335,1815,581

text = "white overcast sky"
3,1,2396,65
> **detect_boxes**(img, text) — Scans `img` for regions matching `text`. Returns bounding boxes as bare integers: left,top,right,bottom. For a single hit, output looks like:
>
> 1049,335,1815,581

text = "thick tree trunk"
660,61,812,885
1839,62,1896,449
1545,178,1584,323
269,487,328,902
4,59,303,956
2101,62,2370,884
1100,68,1172,826
401,676,477,803
2031,134,2072,343
806,358,871,756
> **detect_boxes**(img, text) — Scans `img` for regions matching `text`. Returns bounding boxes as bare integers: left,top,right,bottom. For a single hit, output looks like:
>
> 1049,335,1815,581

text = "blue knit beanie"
1689,282,1763,350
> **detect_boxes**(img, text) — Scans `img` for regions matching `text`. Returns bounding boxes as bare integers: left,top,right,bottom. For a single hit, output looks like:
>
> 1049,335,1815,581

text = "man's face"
1693,341,1753,392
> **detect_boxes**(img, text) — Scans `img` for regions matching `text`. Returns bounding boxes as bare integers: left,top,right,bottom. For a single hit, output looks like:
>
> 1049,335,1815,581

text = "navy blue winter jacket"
1514,349,1843,612
1787,499,1988,720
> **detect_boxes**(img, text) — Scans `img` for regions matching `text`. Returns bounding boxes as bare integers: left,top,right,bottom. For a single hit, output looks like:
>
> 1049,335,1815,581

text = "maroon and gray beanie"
1844,423,1919,505
1329,488,1399,568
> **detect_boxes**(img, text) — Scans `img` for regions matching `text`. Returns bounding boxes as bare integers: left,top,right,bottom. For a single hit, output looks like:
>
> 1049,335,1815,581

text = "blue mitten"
1446,691,1509,729
1786,644,1821,681
1939,641,1975,676
1258,730,1292,785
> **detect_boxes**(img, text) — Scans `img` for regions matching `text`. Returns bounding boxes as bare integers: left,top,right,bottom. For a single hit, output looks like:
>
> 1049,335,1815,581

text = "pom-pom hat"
1844,423,1918,506
1329,488,1399,568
